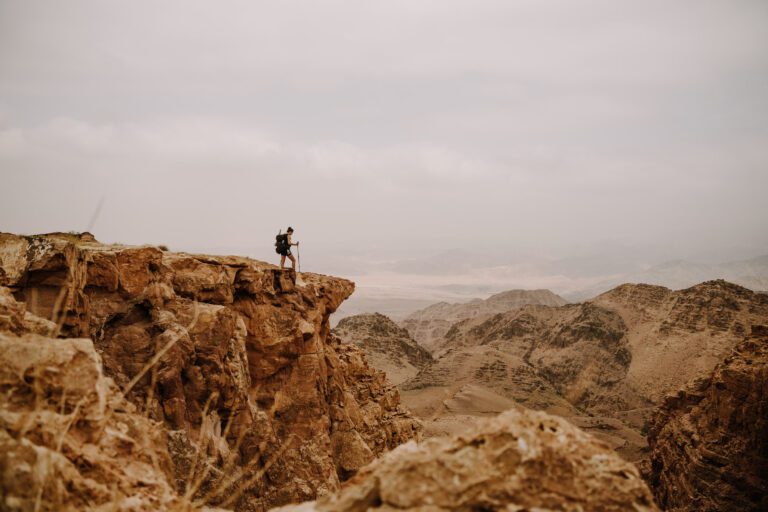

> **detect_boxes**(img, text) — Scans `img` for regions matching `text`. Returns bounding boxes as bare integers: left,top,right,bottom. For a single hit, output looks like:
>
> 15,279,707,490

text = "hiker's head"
287,227,294,234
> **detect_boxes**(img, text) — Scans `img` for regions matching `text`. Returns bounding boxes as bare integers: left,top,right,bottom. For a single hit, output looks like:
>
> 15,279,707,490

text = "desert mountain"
333,313,432,385
644,324,768,512
334,250,768,321
401,279,768,461
0,232,420,511
402,288,567,353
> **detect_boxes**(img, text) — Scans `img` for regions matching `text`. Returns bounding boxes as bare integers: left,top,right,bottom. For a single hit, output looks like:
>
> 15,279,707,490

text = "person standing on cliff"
276,227,299,270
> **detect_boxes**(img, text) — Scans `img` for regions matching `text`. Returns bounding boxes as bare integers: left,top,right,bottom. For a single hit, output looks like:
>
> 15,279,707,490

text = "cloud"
0,0,766,265
0,117,503,183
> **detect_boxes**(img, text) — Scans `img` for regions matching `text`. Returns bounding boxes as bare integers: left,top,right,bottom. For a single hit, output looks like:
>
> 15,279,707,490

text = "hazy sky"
2,0,767,271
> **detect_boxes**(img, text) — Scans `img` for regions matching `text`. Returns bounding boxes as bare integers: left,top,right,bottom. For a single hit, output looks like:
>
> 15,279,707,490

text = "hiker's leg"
288,254,296,270
280,255,286,269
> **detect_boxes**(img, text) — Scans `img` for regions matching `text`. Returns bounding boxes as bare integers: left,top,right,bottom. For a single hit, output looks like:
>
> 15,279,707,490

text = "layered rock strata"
0,232,419,510
644,325,768,511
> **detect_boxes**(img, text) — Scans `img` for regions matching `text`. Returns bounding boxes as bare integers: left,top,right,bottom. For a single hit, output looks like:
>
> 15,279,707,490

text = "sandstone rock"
0,233,29,286
644,325,768,511
0,232,421,511
275,408,659,512
0,333,183,511
0,286,26,334
0,285,56,336
334,313,432,384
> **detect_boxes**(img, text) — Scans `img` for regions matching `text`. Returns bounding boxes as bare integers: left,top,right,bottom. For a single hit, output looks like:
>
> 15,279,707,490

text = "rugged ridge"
333,313,432,384
402,289,567,353
644,325,768,511
401,280,768,460
0,232,420,510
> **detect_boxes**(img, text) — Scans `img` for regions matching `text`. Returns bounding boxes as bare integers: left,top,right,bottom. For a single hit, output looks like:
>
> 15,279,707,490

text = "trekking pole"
297,243,301,273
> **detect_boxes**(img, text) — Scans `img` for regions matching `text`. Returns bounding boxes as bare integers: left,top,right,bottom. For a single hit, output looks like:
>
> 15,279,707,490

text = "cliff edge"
0,232,420,511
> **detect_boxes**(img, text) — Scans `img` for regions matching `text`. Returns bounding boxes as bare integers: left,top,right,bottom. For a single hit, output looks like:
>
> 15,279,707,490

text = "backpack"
275,232,289,254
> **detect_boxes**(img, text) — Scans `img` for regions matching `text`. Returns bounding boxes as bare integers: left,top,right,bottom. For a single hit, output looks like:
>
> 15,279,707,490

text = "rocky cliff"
644,324,768,511
333,313,432,384
0,232,420,511
401,289,567,354
275,408,659,512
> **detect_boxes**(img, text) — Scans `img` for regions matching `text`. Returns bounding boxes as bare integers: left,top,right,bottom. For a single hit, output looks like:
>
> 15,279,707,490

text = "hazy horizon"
2,1,767,308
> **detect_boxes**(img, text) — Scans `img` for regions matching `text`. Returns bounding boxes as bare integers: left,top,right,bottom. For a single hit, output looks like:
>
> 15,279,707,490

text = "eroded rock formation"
333,313,432,384
0,232,420,510
644,325,768,511
275,408,659,512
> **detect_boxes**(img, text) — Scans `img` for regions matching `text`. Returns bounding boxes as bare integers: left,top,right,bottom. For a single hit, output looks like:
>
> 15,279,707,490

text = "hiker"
275,227,299,270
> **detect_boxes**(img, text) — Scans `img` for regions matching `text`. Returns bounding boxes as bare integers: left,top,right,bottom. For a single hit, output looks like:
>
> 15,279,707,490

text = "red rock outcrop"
0,232,420,510
275,408,659,512
644,324,768,511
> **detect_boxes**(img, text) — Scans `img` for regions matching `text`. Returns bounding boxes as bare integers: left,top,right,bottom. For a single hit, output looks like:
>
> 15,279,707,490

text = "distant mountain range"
564,254,768,301
336,278,768,463
334,253,768,322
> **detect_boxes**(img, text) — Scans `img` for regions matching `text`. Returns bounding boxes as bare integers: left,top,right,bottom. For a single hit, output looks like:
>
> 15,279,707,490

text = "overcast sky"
2,0,767,272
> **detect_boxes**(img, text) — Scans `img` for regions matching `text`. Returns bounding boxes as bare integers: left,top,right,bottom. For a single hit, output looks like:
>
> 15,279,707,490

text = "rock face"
275,408,659,512
333,313,432,384
401,280,768,460
0,331,182,511
0,232,420,510
644,325,768,512
0,285,56,336
402,289,567,354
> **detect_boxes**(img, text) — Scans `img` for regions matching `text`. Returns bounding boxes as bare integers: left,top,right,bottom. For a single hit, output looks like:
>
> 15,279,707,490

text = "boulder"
276,408,658,511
